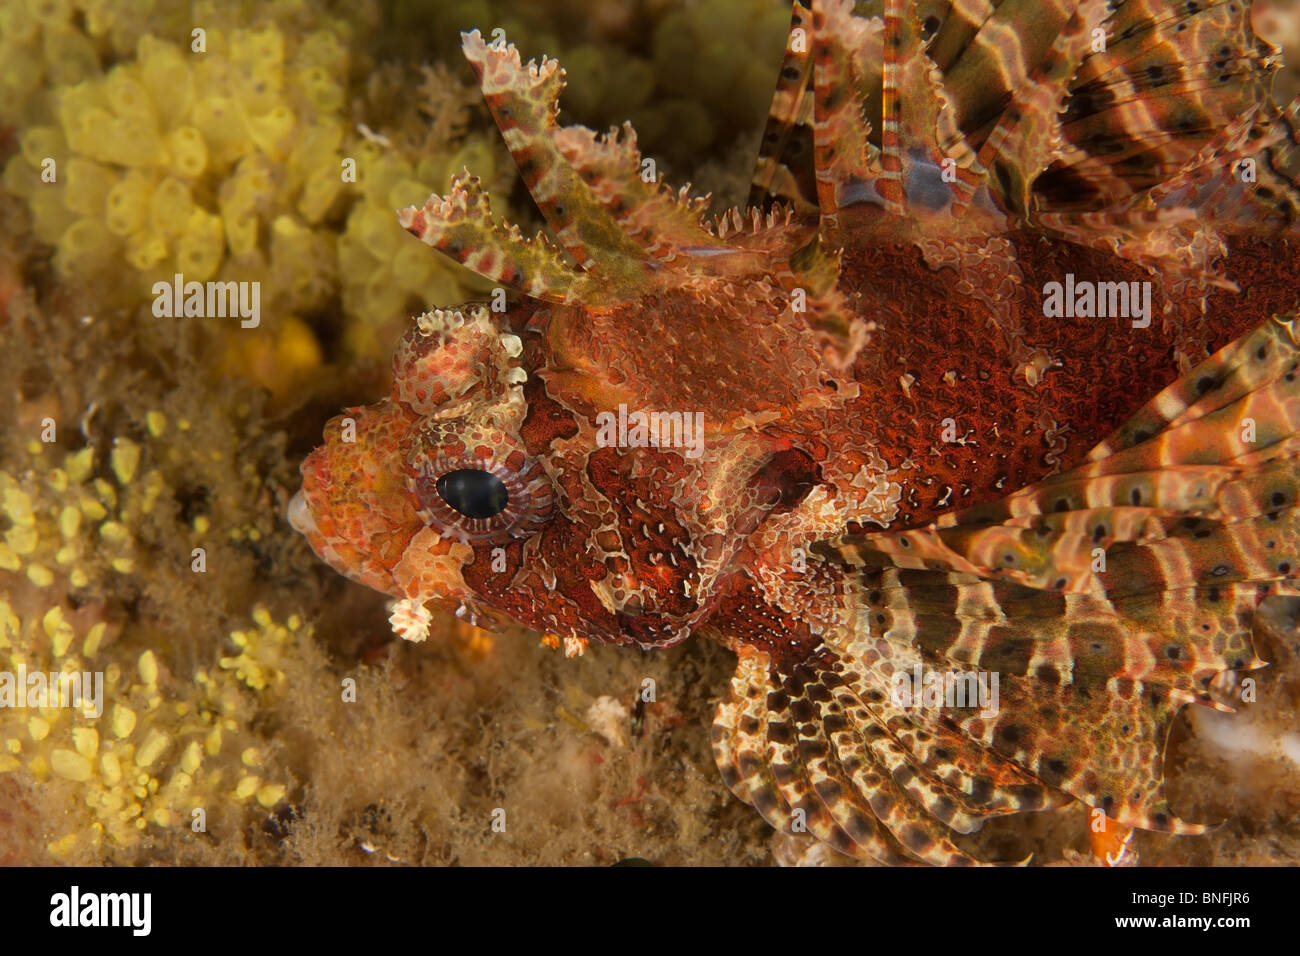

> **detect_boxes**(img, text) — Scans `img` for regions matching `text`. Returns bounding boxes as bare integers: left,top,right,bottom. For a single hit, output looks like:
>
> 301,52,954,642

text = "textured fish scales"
293,3,1300,864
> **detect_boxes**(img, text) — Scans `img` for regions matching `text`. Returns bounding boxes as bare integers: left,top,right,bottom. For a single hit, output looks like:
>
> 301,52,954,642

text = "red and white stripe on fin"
749,1,820,216
975,0,1111,219
404,29,827,309
552,123,775,277
460,29,651,275
809,0,886,223
397,171,596,306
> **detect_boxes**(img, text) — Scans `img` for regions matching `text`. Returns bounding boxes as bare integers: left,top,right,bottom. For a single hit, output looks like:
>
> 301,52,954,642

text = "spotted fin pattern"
715,311,1299,862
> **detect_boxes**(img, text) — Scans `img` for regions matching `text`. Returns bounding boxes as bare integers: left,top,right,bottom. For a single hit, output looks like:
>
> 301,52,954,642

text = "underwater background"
0,0,1297,866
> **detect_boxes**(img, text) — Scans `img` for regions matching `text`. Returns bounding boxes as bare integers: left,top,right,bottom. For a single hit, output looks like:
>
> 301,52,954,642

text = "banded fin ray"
716,312,1300,861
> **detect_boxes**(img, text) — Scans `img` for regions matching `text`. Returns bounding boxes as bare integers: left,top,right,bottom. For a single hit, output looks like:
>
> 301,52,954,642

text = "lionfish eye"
436,469,509,519
407,425,553,545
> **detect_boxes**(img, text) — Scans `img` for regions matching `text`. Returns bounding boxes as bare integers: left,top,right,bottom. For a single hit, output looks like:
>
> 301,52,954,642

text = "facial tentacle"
397,173,594,306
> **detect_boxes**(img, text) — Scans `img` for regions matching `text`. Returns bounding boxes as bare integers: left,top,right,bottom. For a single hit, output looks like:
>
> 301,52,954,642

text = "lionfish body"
292,0,1300,864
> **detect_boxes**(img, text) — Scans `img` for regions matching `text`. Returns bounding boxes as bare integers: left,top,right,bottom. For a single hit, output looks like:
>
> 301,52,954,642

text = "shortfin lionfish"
292,0,1300,864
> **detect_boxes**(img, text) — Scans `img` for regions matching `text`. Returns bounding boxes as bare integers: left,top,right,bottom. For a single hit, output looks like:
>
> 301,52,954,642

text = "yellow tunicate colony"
0,432,306,860
2,0,506,374
3,22,351,313
0,598,301,858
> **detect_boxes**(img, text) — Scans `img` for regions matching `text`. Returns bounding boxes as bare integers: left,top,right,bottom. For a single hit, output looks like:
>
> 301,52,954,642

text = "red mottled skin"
290,15,1300,664
292,232,1291,664
291,6,1300,864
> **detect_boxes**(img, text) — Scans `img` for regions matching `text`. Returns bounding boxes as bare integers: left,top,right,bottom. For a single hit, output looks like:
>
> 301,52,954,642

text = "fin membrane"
716,311,1300,862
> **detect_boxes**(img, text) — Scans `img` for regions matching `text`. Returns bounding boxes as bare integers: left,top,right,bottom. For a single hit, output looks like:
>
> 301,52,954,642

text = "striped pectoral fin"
833,623,1071,825
712,649,808,838
857,572,1228,833
835,459,1300,616
1095,509,1300,604
861,568,1264,706
712,642,1052,865
799,313,1300,858
1086,312,1300,465
763,656,947,864
955,669,1203,834
923,311,1300,523
714,645,922,864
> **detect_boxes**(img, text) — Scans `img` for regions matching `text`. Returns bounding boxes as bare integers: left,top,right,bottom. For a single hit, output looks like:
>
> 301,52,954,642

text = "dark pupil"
436,469,509,519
